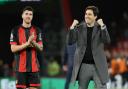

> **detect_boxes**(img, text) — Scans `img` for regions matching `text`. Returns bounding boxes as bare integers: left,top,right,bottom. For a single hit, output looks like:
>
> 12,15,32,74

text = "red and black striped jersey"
10,25,43,72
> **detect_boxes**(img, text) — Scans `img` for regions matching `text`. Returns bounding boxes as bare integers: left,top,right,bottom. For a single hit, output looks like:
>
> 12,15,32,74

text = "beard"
23,18,32,24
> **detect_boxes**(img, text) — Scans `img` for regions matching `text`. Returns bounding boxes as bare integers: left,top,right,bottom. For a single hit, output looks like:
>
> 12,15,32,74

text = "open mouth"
26,17,30,20
86,19,90,22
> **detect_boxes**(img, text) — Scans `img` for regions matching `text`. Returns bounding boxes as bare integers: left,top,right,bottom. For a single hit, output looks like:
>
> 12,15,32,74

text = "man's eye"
25,13,28,15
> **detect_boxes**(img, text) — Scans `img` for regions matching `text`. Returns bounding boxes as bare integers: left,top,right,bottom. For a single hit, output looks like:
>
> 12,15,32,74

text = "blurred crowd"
106,12,128,89
106,39,128,89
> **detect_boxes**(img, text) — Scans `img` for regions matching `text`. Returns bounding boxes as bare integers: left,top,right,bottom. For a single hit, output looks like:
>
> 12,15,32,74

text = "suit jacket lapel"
82,22,87,44
92,22,98,40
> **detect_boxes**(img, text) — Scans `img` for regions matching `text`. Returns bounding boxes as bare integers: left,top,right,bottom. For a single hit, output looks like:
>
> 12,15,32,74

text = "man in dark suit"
63,43,76,89
68,6,111,89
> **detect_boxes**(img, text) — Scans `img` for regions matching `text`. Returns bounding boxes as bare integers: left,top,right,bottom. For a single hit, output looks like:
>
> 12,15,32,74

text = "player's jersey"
10,25,43,72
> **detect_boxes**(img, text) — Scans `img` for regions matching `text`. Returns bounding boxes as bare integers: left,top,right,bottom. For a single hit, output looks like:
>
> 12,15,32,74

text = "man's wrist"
101,24,106,30
31,41,36,44
24,42,29,48
70,26,75,29
31,41,38,47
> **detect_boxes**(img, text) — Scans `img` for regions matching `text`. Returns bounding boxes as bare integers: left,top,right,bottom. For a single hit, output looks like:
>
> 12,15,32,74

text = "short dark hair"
85,6,99,16
22,6,34,13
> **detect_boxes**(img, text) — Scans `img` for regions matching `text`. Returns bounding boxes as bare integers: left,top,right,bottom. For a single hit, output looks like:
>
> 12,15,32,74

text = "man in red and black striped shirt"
10,6,43,89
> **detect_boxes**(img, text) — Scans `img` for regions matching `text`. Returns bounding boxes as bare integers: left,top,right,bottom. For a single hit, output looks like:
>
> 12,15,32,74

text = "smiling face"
85,9,97,25
22,10,33,24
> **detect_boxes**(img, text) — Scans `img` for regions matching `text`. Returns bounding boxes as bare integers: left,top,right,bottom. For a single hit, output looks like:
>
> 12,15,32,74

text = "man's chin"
24,20,31,24
86,22,91,24
25,22,31,24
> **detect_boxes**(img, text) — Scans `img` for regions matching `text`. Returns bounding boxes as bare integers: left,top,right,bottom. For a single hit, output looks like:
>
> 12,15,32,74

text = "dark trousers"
64,65,73,89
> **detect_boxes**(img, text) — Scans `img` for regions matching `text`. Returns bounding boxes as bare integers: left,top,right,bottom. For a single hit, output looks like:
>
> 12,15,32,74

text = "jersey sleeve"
10,29,17,45
37,28,43,45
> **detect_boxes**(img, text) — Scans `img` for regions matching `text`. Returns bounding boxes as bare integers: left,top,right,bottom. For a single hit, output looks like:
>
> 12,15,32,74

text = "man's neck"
86,22,95,27
22,22,31,28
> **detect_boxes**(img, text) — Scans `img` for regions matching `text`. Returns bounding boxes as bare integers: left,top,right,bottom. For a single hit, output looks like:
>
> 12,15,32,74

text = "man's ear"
95,16,97,20
21,12,24,19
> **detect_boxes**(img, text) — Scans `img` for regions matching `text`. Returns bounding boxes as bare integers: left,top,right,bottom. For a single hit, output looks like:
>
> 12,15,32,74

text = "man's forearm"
31,41,43,51
11,42,29,53
100,27,111,44
68,29,78,45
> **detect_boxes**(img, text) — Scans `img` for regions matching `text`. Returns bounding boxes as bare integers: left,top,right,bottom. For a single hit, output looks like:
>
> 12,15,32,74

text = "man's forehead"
86,9,93,13
23,10,33,14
